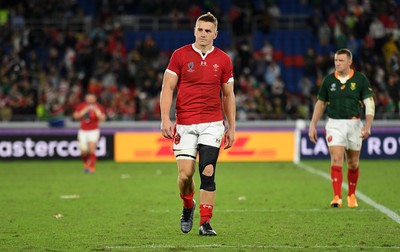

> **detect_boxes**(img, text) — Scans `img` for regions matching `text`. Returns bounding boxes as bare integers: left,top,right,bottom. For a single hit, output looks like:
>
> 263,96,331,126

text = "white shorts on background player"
173,121,225,160
325,118,363,151
78,129,100,151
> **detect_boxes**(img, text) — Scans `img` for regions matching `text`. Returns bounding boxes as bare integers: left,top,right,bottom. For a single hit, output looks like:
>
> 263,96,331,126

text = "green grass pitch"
0,160,399,251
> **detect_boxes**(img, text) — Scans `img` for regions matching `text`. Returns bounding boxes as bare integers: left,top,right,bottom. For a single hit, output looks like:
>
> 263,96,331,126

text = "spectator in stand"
299,76,314,99
346,34,360,57
387,72,400,114
2,0,400,122
261,40,274,65
303,47,317,79
382,34,400,73
264,60,281,88
318,21,332,46
267,2,281,29
369,17,386,54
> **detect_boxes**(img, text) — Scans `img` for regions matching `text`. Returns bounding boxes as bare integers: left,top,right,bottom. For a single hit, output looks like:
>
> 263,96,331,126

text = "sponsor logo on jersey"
350,82,356,90
187,62,194,72
200,61,207,66
330,83,336,91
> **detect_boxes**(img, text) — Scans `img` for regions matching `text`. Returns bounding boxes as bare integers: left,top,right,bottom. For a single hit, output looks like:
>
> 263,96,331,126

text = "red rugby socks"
347,167,359,196
331,165,343,198
200,204,213,225
180,192,194,209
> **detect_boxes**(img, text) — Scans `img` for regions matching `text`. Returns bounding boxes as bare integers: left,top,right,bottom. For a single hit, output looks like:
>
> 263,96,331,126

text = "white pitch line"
148,208,380,213
105,244,400,250
296,162,400,225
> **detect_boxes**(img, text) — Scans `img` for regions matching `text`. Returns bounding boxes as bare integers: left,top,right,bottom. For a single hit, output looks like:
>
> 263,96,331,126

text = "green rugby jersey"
317,70,374,119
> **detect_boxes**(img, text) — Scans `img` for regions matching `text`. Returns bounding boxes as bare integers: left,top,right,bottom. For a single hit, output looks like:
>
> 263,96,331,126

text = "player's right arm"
160,70,178,139
72,105,88,120
308,100,327,144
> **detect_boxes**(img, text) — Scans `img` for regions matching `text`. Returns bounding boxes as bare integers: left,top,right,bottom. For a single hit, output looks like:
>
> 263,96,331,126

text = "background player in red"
73,93,106,173
160,12,236,236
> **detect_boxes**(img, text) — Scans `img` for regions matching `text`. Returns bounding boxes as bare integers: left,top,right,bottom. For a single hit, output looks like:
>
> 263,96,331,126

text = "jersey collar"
192,44,215,60
334,69,354,79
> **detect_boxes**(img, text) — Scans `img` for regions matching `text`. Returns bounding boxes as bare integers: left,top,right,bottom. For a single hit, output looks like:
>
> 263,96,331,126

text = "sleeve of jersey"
165,50,181,77
99,104,106,113
222,55,234,84
361,73,374,99
317,78,328,102
75,103,84,113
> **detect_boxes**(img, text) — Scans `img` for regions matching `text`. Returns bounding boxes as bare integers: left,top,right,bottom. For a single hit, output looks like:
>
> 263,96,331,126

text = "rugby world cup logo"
187,62,194,72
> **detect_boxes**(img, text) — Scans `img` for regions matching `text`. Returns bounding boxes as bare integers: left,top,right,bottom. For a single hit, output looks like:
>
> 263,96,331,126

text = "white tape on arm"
363,97,375,116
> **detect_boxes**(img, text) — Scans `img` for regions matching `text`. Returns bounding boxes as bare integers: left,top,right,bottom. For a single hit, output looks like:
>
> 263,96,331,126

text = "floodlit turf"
0,160,399,251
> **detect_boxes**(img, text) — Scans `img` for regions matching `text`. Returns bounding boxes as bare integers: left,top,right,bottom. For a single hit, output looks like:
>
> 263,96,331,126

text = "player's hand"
93,107,102,117
223,128,235,150
80,106,90,117
361,127,371,140
308,126,318,144
161,120,174,139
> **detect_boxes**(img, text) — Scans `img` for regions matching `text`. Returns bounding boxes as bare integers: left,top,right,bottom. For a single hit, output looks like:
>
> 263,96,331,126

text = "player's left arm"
361,74,375,140
222,81,235,149
94,105,106,122
362,97,374,140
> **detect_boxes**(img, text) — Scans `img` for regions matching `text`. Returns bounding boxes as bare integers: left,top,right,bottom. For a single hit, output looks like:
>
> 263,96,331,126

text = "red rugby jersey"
75,102,105,130
166,44,234,125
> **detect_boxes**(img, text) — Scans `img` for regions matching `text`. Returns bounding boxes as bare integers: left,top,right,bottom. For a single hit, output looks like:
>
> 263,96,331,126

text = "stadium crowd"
0,0,399,123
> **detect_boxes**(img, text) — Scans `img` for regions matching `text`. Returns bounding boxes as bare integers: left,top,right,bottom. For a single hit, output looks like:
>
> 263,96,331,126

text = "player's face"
194,21,217,48
85,94,96,104
334,53,352,73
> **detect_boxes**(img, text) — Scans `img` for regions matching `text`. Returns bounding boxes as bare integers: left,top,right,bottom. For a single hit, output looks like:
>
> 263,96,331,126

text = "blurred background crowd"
0,0,399,125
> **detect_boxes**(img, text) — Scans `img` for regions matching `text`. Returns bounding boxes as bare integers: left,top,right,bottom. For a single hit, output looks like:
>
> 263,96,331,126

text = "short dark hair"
196,12,218,30
335,48,352,60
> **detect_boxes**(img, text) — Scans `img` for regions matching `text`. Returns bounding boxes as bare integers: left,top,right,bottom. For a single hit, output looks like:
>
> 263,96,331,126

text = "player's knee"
202,164,214,176
200,174,215,191
79,142,88,153
331,155,343,165
347,160,359,170
200,164,215,191
88,143,97,153
179,173,193,186
178,166,195,183
198,144,219,191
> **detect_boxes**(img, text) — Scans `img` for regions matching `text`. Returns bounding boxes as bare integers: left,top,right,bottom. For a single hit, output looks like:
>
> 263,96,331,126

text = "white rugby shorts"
78,129,100,151
325,118,363,151
173,121,225,159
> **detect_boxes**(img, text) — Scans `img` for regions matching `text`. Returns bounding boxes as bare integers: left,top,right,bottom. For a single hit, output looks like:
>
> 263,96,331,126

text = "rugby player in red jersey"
73,93,106,173
160,12,236,236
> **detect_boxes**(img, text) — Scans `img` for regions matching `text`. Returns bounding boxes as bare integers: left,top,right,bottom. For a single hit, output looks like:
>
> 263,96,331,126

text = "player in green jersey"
308,48,375,208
